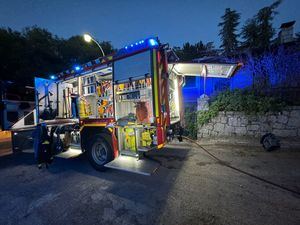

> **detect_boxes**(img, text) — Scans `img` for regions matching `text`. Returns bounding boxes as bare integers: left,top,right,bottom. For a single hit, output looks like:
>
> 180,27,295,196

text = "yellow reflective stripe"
153,50,159,117
157,143,164,149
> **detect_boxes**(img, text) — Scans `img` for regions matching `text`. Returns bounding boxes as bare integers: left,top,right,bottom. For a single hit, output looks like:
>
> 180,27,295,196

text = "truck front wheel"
87,134,113,171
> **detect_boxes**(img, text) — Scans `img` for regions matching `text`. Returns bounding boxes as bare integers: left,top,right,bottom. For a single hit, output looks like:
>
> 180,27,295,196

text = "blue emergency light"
148,38,158,46
118,37,159,57
74,65,81,71
124,38,157,50
53,37,159,79
50,75,57,80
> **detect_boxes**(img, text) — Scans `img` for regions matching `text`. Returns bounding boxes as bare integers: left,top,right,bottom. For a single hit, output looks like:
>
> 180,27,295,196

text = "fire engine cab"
11,37,239,175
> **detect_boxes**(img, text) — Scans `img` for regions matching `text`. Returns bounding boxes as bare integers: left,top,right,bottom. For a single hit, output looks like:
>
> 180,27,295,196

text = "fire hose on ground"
145,136,300,198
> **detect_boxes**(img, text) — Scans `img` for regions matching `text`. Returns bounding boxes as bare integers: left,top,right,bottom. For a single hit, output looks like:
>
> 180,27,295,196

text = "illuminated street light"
83,33,105,57
83,34,92,43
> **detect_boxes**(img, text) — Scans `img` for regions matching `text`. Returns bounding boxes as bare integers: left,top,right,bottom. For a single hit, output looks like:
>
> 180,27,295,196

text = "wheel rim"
91,141,108,165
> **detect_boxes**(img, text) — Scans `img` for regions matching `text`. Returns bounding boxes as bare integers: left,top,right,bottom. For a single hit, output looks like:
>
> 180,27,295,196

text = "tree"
22,27,64,79
218,8,240,55
0,28,24,80
0,26,115,84
241,19,259,49
241,0,282,49
246,45,300,89
256,0,282,48
174,41,217,61
59,36,114,68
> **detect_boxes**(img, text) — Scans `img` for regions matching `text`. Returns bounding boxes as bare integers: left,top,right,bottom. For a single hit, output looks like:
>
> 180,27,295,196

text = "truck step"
55,148,82,159
104,155,159,175
120,150,138,157
137,147,153,152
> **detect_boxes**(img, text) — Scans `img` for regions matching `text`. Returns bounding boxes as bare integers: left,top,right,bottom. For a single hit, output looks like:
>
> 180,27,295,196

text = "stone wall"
198,106,300,138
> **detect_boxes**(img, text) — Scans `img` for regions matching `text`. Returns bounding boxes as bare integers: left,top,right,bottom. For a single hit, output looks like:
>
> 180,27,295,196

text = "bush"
198,89,286,126
184,107,198,139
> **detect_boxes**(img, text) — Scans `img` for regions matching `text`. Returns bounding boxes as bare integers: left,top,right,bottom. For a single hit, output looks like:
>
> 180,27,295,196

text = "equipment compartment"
114,77,157,154
114,78,153,123
57,71,113,119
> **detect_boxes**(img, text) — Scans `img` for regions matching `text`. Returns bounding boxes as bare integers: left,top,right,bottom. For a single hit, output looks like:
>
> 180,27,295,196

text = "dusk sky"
0,0,299,48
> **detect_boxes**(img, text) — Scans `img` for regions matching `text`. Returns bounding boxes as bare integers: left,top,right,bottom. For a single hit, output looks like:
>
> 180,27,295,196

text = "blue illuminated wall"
182,66,253,103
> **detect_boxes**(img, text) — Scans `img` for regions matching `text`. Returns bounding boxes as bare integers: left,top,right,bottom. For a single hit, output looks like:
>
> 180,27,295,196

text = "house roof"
280,21,295,29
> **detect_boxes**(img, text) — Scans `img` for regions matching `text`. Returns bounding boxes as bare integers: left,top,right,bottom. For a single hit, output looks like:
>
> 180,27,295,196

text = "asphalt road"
0,141,300,225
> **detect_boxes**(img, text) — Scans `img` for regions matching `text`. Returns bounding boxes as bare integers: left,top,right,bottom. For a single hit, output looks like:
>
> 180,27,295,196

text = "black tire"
87,134,114,171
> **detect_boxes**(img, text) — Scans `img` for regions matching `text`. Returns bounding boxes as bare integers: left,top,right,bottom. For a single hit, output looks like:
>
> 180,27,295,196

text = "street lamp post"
83,34,105,57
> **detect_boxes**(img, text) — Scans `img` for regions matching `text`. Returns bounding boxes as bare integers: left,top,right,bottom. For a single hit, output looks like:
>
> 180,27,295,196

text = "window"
114,50,151,83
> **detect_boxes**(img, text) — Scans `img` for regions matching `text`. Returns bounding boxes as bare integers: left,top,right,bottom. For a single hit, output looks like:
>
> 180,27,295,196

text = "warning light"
122,38,158,51
74,66,81,71
50,75,57,80
148,38,158,46
116,37,159,57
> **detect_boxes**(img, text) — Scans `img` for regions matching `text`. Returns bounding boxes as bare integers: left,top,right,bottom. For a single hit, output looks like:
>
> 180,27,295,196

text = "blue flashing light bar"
118,37,159,57
53,37,159,80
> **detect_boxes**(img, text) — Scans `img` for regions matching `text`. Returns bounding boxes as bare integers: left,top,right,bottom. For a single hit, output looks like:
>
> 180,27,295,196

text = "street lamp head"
83,33,105,57
83,34,92,43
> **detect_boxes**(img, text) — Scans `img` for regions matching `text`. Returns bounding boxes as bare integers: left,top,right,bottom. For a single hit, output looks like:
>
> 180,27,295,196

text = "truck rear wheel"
87,134,113,171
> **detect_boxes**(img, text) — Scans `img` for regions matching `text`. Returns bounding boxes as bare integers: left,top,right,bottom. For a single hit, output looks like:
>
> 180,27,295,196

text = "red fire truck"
11,37,239,175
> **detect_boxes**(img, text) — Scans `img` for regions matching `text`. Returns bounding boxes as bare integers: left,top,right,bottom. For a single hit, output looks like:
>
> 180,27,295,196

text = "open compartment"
114,78,157,156
113,50,157,155
57,69,113,119
80,73,113,119
168,73,181,124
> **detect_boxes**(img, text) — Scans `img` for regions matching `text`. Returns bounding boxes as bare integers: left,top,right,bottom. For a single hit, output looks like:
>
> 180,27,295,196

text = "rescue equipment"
124,128,136,152
77,97,91,118
141,129,152,147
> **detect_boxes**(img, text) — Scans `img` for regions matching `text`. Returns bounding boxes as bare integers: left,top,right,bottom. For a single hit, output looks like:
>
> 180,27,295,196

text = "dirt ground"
0,141,299,225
